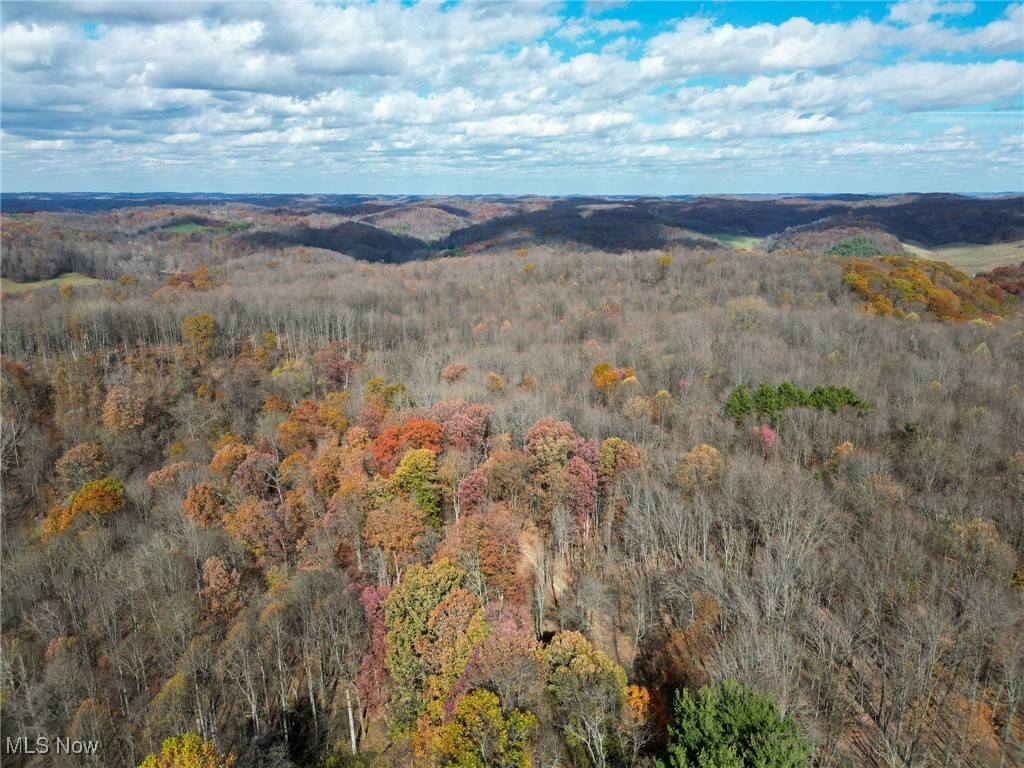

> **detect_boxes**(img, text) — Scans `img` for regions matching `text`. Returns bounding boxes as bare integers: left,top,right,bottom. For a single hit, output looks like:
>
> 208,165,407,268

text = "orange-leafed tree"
222,496,303,566
180,483,224,527
276,399,324,455
43,476,125,539
482,449,533,509
102,386,145,435
209,442,255,486
621,684,667,762
363,497,429,585
318,391,350,433
592,362,618,398
441,362,468,382
435,505,524,603
369,417,443,477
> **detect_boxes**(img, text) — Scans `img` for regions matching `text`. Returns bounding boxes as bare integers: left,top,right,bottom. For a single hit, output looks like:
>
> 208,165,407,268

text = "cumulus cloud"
1,0,1021,193
887,1,976,25
644,16,885,77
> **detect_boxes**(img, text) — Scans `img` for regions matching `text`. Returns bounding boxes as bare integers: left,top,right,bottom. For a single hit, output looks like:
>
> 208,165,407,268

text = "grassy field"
163,222,215,233
901,240,1023,275
707,232,764,250
1,272,101,293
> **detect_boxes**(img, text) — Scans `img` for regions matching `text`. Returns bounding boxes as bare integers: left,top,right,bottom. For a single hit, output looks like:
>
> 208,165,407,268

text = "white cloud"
865,60,1023,110
887,1,976,25
644,16,883,77
1,0,1020,193
833,141,919,156
2,22,75,68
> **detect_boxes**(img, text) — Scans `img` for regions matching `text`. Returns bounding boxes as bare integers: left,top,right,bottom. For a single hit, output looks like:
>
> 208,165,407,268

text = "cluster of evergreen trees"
726,382,870,425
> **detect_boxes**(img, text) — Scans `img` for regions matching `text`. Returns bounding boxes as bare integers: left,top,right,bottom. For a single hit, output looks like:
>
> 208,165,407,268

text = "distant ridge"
3,191,1021,214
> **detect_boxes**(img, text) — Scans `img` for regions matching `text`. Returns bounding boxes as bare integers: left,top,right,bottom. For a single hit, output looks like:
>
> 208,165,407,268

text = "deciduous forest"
1,195,1023,767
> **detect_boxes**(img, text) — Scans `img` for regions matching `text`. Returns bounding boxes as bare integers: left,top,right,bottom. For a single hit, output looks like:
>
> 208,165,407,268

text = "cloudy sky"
2,1,1022,194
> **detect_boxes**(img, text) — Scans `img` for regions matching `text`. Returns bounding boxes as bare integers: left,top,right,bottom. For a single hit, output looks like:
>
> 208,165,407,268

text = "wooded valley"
1,194,1023,767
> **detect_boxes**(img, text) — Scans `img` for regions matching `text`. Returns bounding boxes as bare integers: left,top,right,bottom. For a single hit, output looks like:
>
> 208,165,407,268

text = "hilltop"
2,194,1022,285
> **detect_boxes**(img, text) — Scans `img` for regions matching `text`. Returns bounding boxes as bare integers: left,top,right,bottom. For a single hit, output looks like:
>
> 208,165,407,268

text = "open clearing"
901,240,1023,275
163,222,215,233
708,232,764,250
1,272,101,293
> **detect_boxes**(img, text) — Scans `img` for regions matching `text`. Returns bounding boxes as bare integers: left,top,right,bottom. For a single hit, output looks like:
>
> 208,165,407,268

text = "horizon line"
4,190,1024,198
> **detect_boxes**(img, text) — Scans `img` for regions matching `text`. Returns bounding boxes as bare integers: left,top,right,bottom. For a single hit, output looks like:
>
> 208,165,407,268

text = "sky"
1,0,1022,195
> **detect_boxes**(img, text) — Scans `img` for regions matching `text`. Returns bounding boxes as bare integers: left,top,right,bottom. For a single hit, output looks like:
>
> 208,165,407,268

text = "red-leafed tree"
357,584,392,716
465,606,545,712
315,339,359,387
565,455,599,540
231,451,280,499
436,504,525,603
456,467,488,518
429,399,493,455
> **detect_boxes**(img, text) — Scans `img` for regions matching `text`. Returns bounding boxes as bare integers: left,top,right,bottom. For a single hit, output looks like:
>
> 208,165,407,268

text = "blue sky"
2,1,1022,194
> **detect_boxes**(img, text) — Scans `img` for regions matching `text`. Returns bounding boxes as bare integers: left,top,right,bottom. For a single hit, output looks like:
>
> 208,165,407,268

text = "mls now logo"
5,736,101,755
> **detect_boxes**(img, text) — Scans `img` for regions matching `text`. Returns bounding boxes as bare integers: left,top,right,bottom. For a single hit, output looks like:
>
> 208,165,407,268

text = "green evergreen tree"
825,232,885,258
752,383,781,422
725,385,755,422
658,680,812,768
775,381,808,409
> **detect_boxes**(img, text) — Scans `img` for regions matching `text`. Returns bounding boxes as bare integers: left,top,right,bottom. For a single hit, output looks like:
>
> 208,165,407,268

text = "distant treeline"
1,193,1021,283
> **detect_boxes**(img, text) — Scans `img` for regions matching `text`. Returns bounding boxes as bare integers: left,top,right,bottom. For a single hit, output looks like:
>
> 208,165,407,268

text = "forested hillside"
3,194,1022,283
2,211,1023,767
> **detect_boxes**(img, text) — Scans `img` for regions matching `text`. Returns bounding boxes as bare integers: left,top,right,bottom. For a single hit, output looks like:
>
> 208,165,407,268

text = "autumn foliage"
139,733,234,768
43,476,125,538
842,255,1015,320
102,386,145,434
369,417,444,477
4,203,1022,768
